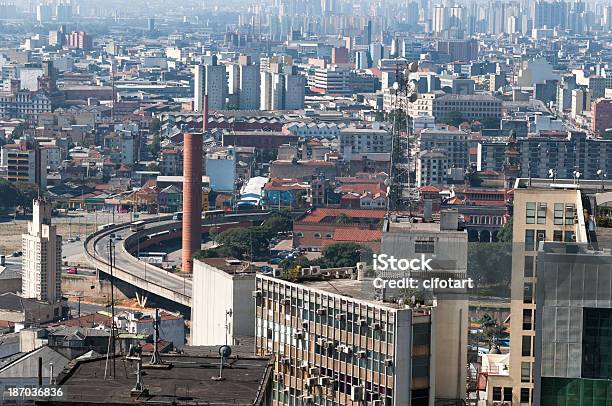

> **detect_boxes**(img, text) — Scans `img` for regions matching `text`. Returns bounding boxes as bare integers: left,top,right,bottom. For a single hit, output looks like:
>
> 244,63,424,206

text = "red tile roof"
419,185,441,193
301,208,386,223
332,228,382,242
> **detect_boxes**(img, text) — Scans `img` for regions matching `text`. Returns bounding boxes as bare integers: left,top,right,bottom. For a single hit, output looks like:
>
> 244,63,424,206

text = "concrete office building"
508,178,600,405
255,269,434,405
190,258,256,346
21,199,62,304
381,211,468,405
534,242,612,405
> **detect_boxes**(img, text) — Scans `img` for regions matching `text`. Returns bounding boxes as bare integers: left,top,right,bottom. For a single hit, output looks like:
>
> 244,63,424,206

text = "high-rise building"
238,55,260,110
36,4,53,23
534,242,612,404
21,199,62,304
193,57,228,111
260,59,304,110
508,178,603,405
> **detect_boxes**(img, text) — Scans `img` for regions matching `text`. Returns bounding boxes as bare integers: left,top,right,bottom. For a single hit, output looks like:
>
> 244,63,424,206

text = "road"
87,212,271,306
92,218,192,297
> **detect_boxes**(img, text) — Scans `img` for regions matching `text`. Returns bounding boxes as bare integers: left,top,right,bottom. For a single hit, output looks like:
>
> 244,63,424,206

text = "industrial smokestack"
181,131,203,273
181,96,206,273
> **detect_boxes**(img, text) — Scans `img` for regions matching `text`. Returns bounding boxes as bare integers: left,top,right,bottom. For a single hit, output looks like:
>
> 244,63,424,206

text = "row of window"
526,202,576,225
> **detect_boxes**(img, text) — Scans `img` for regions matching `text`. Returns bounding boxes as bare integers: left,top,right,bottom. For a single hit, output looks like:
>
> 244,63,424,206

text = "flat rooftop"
197,258,258,275
38,355,272,405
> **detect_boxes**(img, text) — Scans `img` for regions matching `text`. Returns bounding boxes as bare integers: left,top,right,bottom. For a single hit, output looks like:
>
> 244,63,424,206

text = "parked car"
67,267,78,274
259,266,273,273
268,258,282,265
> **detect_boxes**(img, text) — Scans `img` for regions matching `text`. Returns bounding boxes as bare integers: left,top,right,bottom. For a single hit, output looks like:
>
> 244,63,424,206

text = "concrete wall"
191,260,255,346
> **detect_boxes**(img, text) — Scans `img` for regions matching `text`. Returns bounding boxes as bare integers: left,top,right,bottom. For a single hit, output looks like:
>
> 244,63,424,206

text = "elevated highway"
84,212,271,307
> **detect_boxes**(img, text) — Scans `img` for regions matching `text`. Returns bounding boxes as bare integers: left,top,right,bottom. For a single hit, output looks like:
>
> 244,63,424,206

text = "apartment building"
0,89,52,122
509,179,593,405
255,269,433,405
419,127,470,173
416,149,448,187
0,140,47,187
339,127,392,160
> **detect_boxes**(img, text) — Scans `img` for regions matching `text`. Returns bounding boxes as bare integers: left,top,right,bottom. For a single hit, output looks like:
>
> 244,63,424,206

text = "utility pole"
150,308,163,365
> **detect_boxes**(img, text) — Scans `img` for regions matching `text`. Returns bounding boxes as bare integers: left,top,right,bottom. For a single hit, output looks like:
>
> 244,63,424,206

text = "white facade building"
191,258,256,346
205,147,236,192
21,199,61,304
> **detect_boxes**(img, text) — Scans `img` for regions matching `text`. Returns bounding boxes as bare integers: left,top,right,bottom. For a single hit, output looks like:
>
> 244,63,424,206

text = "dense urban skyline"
0,0,611,405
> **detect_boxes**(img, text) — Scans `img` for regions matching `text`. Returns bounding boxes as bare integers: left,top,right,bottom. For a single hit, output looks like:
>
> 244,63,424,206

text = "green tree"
334,214,352,224
281,255,311,271
445,111,465,127
478,117,501,129
149,117,161,134
261,213,293,236
0,179,19,209
148,134,161,159
497,218,513,242
15,182,40,209
479,314,506,351
11,123,26,139
213,226,271,260
316,242,372,268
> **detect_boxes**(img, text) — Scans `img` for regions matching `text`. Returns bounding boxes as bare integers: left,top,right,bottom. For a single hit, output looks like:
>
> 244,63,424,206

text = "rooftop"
39,354,272,405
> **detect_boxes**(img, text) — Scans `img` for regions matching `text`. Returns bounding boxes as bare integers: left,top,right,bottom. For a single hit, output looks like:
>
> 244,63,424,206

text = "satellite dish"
219,345,232,358
392,82,399,90
408,93,418,103
409,61,419,72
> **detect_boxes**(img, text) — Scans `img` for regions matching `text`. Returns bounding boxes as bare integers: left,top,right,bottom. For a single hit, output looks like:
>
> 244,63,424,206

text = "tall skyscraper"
193,56,228,111
238,55,261,110
21,199,62,304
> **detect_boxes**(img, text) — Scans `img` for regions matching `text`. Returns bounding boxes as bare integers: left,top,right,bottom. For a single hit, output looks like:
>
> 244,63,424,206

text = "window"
522,335,532,356
525,230,535,251
524,283,533,303
564,231,575,242
415,239,435,254
523,309,533,330
520,388,530,402
565,203,576,225
503,387,513,401
537,202,547,224
314,233,321,239
526,202,536,224
554,203,564,225
553,230,563,242
524,256,534,277
492,387,502,401
521,362,530,382
536,230,546,248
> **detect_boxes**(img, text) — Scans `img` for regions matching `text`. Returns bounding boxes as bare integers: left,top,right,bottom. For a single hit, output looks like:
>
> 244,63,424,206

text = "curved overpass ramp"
84,212,271,307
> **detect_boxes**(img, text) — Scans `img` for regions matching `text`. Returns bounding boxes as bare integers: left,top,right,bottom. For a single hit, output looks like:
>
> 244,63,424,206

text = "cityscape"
0,0,611,405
